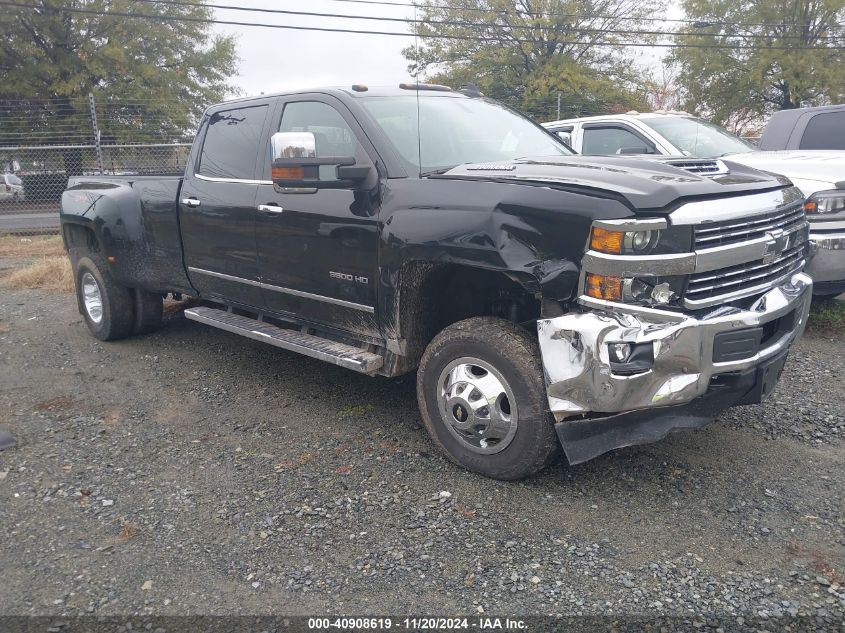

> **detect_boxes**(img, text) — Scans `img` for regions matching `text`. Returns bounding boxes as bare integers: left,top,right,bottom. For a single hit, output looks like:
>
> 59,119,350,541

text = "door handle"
181,197,201,208
258,203,284,214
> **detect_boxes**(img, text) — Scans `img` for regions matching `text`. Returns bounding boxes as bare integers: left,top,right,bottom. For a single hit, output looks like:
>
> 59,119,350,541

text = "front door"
180,102,271,307
254,97,381,337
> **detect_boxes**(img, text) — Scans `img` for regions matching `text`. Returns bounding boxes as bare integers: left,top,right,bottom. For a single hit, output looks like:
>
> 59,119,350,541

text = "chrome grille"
695,203,805,248
686,243,805,305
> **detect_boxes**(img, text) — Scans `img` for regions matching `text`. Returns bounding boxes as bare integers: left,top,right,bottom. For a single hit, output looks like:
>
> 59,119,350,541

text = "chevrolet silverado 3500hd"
61,85,813,479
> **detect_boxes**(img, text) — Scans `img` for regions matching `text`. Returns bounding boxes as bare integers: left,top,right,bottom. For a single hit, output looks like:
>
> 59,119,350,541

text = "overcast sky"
210,0,684,98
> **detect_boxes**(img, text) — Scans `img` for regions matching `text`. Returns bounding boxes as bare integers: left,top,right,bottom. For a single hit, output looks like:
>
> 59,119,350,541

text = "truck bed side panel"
61,176,194,294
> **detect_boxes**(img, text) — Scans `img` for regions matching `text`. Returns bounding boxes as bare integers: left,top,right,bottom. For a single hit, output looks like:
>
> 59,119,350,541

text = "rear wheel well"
63,223,99,259
396,262,540,364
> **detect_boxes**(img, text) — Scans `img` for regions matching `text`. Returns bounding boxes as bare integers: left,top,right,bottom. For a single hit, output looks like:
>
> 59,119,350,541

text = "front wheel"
417,317,560,480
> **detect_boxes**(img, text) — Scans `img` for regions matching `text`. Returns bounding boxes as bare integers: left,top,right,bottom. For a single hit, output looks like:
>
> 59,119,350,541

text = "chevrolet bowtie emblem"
762,229,787,264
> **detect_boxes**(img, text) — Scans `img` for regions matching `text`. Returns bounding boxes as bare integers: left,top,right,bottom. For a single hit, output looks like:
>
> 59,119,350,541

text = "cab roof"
219,84,472,107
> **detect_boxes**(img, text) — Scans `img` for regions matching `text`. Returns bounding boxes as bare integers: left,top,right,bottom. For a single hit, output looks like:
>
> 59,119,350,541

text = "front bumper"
537,272,812,463
806,228,845,295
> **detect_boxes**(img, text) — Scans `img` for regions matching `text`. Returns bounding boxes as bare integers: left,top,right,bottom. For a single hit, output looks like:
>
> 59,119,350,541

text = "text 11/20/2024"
307,617,528,630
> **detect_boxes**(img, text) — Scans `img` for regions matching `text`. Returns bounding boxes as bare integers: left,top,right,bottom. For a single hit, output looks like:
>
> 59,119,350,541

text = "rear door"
254,95,381,336
180,101,271,307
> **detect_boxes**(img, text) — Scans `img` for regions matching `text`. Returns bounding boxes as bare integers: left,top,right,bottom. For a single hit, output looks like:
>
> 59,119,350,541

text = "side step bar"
184,306,384,374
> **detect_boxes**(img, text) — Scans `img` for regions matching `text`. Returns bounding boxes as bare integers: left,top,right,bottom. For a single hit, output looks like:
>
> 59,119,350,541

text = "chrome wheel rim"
81,271,103,325
437,356,518,454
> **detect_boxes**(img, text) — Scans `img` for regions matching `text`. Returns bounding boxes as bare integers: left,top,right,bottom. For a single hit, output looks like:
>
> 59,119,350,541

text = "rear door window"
799,112,845,150
198,105,268,180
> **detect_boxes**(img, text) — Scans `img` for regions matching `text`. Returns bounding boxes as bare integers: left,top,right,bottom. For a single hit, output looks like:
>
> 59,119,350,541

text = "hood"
723,151,844,190
435,155,786,211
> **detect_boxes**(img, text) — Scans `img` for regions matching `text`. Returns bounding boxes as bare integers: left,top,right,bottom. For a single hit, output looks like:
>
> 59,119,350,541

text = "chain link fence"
1,94,194,237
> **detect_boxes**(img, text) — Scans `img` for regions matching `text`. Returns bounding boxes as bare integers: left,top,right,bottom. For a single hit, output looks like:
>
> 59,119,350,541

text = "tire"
417,317,560,480
133,288,163,335
74,254,135,341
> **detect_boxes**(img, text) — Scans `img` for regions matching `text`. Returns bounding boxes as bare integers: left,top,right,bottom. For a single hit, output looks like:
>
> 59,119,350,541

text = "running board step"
184,306,383,374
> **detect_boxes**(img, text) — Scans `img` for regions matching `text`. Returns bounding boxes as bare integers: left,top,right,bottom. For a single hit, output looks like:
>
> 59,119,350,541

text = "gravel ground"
0,285,843,630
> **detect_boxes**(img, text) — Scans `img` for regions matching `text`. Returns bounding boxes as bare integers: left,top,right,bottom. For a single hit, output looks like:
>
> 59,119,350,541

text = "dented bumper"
537,272,812,463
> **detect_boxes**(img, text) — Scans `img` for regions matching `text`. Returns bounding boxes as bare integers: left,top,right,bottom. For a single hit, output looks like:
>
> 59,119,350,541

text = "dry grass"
0,235,64,258
3,256,74,292
809,298,845,332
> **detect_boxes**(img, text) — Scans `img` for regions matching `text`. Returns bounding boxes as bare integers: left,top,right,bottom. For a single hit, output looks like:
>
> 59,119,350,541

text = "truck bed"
61,174,193,295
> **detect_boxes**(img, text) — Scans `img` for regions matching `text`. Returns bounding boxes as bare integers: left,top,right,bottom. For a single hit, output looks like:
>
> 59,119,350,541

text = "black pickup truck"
61,85,813,479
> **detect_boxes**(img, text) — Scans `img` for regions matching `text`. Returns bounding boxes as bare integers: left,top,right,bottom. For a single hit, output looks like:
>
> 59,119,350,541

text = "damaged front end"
537,188,813,464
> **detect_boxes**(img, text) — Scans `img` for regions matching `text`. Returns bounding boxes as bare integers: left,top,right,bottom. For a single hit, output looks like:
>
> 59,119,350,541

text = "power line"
133,0,841,41
3,1,844,50
308,0,843,29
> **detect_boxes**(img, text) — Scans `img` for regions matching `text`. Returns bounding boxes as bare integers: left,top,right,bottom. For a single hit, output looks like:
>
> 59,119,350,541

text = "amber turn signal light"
585,273,623,301
590,227,624,254
803,200,817,214
272,166,305,180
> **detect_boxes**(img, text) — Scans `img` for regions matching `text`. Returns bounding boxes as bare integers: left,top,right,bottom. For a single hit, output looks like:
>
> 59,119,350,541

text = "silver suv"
1,173,25,202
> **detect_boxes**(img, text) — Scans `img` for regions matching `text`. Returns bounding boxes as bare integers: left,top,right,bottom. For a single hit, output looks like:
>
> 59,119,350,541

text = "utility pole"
89,93,104,174
556,91,561,120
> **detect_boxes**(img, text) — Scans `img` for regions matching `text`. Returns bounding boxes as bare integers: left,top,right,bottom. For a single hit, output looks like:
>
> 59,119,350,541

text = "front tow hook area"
538,272,812,463
555,350,787,464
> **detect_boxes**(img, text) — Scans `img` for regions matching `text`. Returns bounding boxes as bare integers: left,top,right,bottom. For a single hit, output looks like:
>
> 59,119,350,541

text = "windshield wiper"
420,166,458,177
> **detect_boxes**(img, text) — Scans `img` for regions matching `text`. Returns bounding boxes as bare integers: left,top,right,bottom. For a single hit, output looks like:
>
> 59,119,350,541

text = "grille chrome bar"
686,247,805,305
695,204,805,248
679,195,809,308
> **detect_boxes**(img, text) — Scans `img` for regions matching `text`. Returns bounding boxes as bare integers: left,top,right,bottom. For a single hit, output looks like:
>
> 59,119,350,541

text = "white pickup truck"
543,112,845,298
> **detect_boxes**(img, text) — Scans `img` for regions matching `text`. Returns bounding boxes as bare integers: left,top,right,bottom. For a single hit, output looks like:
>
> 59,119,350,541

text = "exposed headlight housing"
805,190,845,215
584,273,686,306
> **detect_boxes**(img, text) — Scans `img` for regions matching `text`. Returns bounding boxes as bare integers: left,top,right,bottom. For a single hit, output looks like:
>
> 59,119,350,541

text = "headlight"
626,230,658,253
589,224,692,255
590,227,657,254
805,190,845,215
583,219,692,306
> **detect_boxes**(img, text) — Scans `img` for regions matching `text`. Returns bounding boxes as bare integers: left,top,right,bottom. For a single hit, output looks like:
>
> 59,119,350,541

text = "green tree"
0,0,238,163
404,0,663,121
671,0,845,127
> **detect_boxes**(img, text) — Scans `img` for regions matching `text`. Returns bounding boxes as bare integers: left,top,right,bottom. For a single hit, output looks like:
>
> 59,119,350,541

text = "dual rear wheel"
74,254,162,341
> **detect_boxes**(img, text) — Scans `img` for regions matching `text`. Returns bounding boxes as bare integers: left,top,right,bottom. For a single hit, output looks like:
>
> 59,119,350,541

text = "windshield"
360,95,572,174
644,116,756,158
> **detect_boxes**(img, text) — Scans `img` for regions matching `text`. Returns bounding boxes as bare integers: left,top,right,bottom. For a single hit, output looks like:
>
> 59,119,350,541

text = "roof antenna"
413,2,422,178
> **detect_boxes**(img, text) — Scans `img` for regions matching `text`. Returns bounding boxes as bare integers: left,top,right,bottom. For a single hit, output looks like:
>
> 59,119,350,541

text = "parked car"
60,85,812,479
543,112,845,298
0,173,25,202
758,104,845,151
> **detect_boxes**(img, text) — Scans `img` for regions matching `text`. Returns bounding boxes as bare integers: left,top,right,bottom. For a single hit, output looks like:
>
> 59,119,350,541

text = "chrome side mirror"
556,131,572,147
270,132,370,189
271,132,317,160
